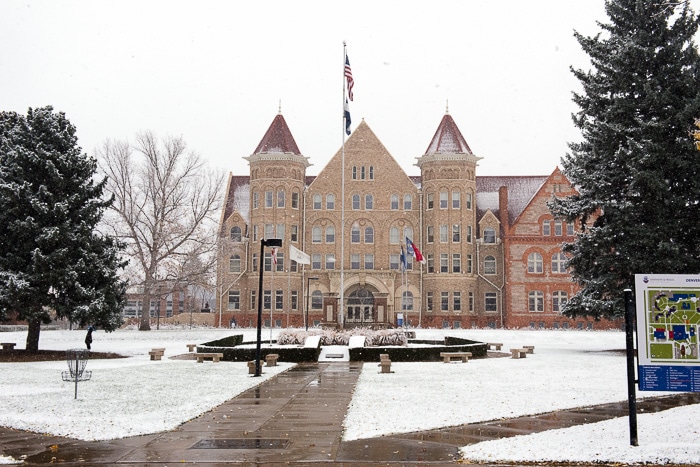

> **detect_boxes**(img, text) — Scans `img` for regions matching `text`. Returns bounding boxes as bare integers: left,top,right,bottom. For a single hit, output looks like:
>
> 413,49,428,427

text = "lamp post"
255,238,282,377
306,276,318,331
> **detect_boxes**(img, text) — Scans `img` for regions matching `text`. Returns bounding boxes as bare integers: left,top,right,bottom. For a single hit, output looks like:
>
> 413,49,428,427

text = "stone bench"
195,352,224,363
265,353,279,367
1,342,16,351
149,348,165,360
487,342,503,351
511,348,528,359
186,344,197,352
248,361,257,374
440,352,472,363
379,354,392,373
523,345,535,354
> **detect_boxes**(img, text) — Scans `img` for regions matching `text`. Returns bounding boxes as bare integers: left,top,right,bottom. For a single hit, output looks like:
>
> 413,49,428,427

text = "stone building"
217,111,620,330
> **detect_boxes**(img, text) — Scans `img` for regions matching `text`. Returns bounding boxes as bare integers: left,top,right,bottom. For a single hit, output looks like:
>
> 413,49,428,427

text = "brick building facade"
217,112,621,330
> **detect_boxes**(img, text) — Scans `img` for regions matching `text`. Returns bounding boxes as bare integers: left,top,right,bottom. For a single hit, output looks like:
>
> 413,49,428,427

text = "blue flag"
344,99,351,135
400,246,407,271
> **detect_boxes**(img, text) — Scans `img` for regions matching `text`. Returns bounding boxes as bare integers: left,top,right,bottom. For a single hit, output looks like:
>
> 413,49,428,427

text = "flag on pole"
406,237,426,264
344,99,352,136
400,245,407,271
344,54,354,101
289,244,310,265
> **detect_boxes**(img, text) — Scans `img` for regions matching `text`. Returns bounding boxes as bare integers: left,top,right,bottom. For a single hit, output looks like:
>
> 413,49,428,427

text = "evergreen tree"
549,0,700,320
0,107,127,351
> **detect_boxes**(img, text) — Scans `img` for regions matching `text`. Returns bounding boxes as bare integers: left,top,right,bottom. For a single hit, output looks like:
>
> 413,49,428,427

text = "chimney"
498,186,509,234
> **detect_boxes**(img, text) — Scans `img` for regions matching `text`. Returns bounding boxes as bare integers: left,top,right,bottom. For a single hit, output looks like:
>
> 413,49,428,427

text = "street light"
306,276,318,331
255,238,282,377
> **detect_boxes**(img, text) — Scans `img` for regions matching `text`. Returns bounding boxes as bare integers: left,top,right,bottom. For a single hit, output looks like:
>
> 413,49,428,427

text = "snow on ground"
0,326,698,465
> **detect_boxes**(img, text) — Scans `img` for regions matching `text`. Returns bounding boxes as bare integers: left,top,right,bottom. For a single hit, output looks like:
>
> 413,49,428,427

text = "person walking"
85,326,94,350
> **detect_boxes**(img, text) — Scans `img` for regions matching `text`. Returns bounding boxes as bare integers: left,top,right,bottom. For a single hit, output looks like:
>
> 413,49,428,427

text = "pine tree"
0,107,127,351
549,0,700,320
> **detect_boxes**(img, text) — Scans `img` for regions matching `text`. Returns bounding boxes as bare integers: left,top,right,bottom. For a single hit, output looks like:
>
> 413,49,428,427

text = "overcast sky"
2,1,700,177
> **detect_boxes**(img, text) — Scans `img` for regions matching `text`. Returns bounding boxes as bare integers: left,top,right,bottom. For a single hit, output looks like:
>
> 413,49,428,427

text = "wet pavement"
2,362,700,466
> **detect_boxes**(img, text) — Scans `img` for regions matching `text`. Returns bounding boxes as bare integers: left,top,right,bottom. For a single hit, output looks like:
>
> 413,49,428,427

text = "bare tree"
97,131,224,330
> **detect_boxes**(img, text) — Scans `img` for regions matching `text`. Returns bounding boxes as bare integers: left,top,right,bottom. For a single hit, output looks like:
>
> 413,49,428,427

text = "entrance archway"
346,287,375,325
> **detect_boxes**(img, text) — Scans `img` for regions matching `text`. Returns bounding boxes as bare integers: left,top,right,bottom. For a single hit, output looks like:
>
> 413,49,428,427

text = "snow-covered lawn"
0,326,698,465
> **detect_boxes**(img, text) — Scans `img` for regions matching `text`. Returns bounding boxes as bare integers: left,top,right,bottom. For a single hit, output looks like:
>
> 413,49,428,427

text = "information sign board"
635,274,700,392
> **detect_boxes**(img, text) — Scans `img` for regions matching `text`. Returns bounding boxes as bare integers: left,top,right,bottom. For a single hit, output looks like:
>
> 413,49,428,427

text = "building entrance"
346,288,375,325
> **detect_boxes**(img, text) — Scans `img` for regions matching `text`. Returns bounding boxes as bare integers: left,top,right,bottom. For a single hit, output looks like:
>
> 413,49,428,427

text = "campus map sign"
635,274,700,392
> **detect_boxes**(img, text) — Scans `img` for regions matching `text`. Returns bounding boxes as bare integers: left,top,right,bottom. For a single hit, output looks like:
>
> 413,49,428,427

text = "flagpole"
270,256,274,346
340,41,347,329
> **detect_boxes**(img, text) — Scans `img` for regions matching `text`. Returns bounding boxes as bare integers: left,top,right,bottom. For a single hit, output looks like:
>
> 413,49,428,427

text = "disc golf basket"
62,348,92,399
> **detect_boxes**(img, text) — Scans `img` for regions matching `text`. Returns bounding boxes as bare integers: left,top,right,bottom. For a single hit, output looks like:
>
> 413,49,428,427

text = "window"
440,225,448,243
326,194,335,210
426,225,434,243
466,192,473,209
467,254,473,273
325,254,335,269
441,292,449,311
265,223,274,238
263,290,271,310
452,225,461,242
351,253,360,269
265,191,273,208
453,292,461,311
352,166,357,180
369,166,374,180
291,191,299,209
452,254,461,273
483,228,496,244
484,255,496,274
229,254,241,272
469,291,474,311
252,225,258,242
312,226,322,243
361,166,366,180
527,252,543,273
275,251,284,272
566,223,574,236
291,225,298,242
553,291,568,313
264,252,272,272
543,220,551,236
365,194,373,210
253,192,259,209
427,254,434,273
276,224,284,240
404,194,412,210
529,291,544,312
277,190,285,208
275,290,283,310
291,291,298,310
440,253,448,273
364,254,374,269
427,193,434,209
402,291,413,311
313,194,322,210
391,194,399,210
364,227,374,243
251,290,256,310
351,226,360,243
352,194,360,210
311,290,323,309
452,190,460,209
552,253,567,273
312,253,321,270
467,225,473,243
427,292,433,311
404,226,413,241
252,253,258,272
554,220,563,236
485,292,497,312
228,291,240,310
390,254,400,270
439,191,448,209
230,226,242,242
390,227,400,244
326,226,335,243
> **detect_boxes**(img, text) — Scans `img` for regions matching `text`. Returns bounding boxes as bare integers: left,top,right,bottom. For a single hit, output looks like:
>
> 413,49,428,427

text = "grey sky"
2,0,698,177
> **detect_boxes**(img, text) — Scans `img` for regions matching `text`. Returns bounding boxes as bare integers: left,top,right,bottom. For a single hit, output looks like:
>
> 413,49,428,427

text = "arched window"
551,253,567,273
483,228,496,244
229,254,241,272
528,290,544,312
351,226,360,243
311,290,323,309
364,226,374,243
404,226,413,242
361,166,366,180
325,226,335,243
312,226,322,243
365,194,373,210
553,291,568,313
389,227,400,244
527,252,543,273
369,166,374,180
352,166,357,180
313,194,322,210
230,226,242,242
484,255,496,275
402,291,414,311
326,194,335,210
403,194,412,210
391,194,399,210
352,194,360,210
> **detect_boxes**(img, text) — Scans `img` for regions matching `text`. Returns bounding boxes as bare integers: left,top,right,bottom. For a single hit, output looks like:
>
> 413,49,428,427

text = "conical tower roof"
253,112,301,155
424,112,473,155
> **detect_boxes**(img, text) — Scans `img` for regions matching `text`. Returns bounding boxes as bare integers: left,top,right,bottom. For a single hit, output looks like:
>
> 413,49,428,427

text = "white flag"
289,245,310,265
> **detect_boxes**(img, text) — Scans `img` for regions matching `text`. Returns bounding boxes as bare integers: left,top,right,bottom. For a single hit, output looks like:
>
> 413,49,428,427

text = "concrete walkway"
2,362,700,466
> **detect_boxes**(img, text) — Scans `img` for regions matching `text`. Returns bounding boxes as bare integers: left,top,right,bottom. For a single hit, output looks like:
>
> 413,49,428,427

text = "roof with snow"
424,113,473,155
476,175,548,225
253,113,301,155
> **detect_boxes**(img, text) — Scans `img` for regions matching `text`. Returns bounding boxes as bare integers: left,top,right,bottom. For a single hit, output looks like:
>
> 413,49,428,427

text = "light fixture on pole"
306,277,318,331
255,237,282,377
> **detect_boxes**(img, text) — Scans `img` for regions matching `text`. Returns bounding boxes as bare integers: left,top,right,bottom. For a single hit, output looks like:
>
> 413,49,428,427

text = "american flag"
344,55,354,101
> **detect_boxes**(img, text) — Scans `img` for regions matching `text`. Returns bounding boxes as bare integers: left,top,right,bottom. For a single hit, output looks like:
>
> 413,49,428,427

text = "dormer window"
483,228,496,244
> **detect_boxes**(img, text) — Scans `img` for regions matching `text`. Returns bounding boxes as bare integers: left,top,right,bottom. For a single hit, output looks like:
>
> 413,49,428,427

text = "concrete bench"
511,348,528,359
186,344,197,352
149,348,165,361
440,352,472,363
265,353,279,367
523,345,535,354
487,342,503,351
1,342,16,351
195,352,224,363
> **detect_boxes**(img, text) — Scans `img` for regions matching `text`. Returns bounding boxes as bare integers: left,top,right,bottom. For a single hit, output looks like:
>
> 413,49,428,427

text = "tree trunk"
26,319,41,353
139,285,151,331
